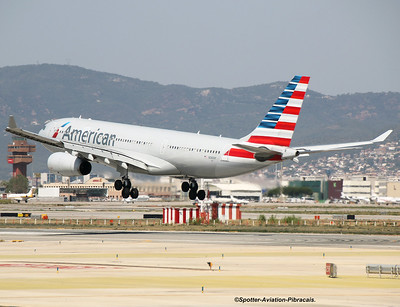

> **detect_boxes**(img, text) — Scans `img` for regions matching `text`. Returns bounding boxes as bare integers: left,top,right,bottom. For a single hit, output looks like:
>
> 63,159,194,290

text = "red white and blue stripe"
247,75,309,147
225,75,310,160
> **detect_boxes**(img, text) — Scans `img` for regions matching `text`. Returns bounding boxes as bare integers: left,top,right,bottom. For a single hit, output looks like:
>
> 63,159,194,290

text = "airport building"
387,182,400,198
342,179,378,199
288,180,328,201
207,181,262,202
40,177,181,201
7,137,36,177
36,172,264,202
281,175,396,202
33,172,398,203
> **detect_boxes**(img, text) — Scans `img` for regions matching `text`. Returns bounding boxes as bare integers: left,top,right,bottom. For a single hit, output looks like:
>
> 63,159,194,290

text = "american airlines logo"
61,126,116,146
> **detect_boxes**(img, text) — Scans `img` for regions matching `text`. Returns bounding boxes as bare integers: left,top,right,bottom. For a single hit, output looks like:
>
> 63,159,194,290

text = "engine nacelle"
281,148,300,160
47,152,92,177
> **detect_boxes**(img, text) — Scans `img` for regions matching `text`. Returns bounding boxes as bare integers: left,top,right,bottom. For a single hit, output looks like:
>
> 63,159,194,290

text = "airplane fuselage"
39,118,273,178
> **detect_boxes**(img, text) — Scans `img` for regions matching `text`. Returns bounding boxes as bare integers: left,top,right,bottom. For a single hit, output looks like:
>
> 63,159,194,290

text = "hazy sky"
1,0,399,95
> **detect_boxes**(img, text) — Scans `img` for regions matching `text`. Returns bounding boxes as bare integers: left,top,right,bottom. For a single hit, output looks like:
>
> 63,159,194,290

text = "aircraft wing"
5,115,162,173
6,115,64,148
294,130,392,155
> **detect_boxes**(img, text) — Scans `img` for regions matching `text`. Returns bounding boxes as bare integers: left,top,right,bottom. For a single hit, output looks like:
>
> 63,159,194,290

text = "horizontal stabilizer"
232,143,281,156
232,143,299,161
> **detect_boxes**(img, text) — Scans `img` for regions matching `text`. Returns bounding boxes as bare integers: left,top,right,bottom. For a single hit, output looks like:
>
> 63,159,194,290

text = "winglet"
8,115,17,129
372,130,392,143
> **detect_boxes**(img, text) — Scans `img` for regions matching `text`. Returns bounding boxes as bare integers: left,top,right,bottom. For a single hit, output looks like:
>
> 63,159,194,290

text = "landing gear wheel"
114,179,123,191
130,187,139,199
122,187,130,199
189,180,198,192
197,190,206,201
181,182,190,192
189,189,197,200
123,179,131,190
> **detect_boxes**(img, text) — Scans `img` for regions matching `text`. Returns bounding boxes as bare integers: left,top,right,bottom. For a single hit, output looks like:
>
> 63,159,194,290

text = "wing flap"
63,142,159,172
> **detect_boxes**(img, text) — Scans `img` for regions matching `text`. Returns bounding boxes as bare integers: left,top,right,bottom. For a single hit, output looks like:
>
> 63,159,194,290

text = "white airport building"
207,181,262,202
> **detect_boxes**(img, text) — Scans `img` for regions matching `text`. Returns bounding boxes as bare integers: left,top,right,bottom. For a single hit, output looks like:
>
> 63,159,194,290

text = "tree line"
1,175,29,193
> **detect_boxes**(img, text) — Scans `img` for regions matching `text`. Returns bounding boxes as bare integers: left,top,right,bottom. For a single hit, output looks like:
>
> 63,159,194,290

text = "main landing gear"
114,176,139,199
181,178,206,201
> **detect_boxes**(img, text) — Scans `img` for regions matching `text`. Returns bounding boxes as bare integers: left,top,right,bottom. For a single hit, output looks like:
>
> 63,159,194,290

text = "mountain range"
0,64,398,180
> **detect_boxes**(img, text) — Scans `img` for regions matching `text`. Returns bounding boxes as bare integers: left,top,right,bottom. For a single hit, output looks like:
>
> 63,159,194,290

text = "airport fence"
0,217,399,232
0,218,164,227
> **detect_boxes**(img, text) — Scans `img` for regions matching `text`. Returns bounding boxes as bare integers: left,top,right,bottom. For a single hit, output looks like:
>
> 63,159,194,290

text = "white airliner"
340,192,370,204
7,188,35,203
5,76,392,200
371,194,400,204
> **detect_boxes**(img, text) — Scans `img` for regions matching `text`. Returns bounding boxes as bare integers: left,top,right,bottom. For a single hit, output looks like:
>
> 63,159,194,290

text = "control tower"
7,137,36,177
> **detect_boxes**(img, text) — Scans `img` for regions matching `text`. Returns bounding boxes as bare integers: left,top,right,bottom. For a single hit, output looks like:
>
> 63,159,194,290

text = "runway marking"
3,261,215,271
0,263,108,270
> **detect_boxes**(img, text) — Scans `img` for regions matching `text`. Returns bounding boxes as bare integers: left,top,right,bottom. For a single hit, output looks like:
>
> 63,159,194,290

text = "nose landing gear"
181,178,206,200
114,176,139,199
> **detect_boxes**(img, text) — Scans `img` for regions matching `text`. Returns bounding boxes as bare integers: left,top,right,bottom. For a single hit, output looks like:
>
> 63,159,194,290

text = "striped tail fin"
245,75,310,147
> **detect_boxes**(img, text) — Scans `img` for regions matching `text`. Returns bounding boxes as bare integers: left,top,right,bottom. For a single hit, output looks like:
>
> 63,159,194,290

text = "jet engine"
47,152,92,176
281,148,300,160
254,146,300,162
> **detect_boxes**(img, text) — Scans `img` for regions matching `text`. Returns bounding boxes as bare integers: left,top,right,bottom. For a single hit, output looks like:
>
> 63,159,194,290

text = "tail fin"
27,188,34,197
244,75,310,147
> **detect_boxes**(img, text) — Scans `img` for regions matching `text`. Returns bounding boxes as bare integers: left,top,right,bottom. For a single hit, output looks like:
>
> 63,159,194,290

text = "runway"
4,200,400,221
1,228,399,248
0,229,399,306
